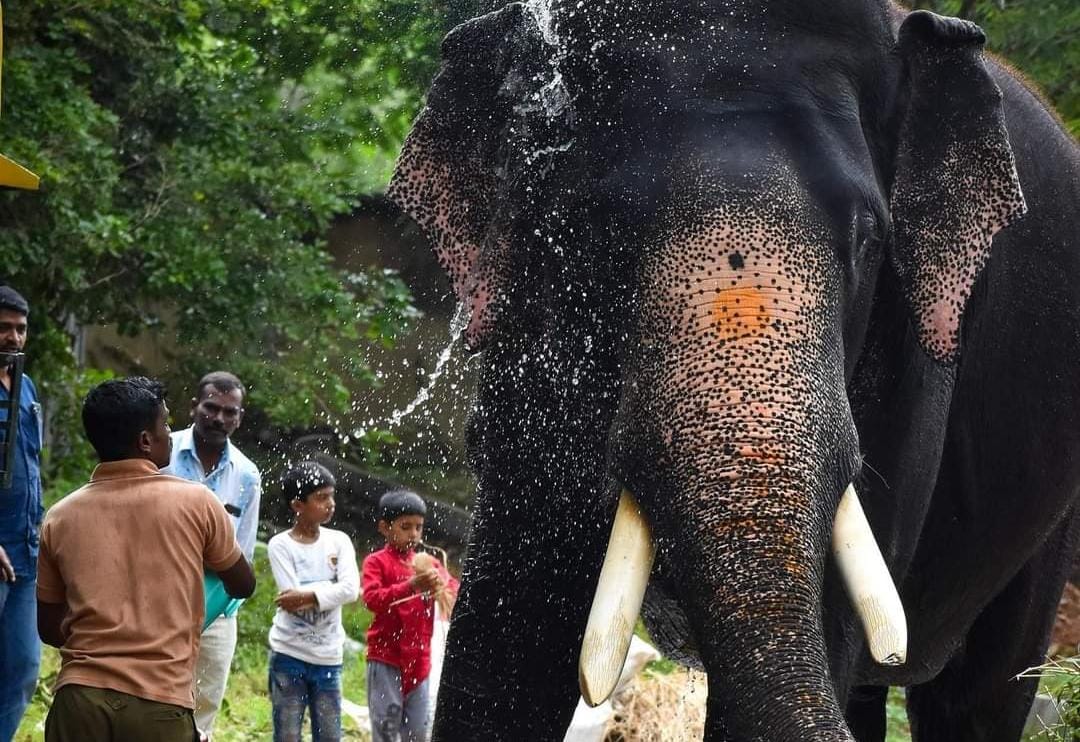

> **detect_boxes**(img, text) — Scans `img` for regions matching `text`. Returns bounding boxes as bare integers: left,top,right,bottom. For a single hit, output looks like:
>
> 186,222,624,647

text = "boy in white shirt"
268,462,360,742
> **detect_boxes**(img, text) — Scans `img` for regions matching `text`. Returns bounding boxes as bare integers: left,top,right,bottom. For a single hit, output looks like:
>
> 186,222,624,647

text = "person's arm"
216,554,256,599
202,489,254,598
267,537,298,591
37,600,68,647
309,535,360,611
36,527,69,646
361,553,419,613
434,561,460,614
235,471,261,561
441,564,460,599
268,537,317,613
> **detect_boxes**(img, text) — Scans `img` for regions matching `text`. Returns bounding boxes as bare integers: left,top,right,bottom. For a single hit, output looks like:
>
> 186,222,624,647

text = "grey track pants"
366,661,430,742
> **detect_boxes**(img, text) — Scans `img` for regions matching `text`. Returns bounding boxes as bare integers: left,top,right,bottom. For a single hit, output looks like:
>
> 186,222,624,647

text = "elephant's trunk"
613,373,858,737
611,191,863,738
670,449,855,740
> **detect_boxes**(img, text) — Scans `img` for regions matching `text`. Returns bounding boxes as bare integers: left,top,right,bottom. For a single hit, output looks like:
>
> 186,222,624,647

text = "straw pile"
602,667,707,741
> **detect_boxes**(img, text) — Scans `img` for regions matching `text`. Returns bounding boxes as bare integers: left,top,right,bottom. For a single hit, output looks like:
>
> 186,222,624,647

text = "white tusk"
579,489,657,707
832,484,908,666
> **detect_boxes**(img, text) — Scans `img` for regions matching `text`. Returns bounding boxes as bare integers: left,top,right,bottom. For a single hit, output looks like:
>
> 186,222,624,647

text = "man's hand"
275,589,317,613
410,568,440,593
0,545,14,582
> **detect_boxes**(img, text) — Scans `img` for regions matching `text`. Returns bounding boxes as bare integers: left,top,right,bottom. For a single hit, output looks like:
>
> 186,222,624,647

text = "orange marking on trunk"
738,445,783,466
711,286,775,341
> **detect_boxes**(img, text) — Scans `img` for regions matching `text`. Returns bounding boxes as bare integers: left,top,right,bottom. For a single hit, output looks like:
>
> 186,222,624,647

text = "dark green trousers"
45,684,197,742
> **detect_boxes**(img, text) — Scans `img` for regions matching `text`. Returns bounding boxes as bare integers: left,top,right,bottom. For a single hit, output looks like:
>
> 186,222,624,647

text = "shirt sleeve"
236,470,261,561
312,534,361,611
203,489,242,572
361,552,414,614
268,536,299,592
35,519,66,604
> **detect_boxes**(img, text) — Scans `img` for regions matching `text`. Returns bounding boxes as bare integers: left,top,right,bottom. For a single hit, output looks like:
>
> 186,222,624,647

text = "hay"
602,667,707,742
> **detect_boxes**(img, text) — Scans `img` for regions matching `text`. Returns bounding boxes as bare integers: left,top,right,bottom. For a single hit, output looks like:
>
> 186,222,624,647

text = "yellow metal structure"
0,2,39,190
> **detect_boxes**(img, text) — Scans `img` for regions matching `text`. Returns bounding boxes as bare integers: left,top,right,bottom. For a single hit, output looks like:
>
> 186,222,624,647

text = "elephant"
385,1,1080,740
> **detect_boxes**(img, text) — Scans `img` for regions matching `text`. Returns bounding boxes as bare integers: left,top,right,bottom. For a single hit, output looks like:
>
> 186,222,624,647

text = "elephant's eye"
855,207,887,260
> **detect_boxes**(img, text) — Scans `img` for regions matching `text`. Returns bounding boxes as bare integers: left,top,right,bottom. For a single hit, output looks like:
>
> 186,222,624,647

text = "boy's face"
378,514,424,552
292,486,335,526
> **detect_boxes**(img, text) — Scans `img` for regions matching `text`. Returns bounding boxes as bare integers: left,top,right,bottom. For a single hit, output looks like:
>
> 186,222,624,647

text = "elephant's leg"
845,685,888,742
906,507,1080,742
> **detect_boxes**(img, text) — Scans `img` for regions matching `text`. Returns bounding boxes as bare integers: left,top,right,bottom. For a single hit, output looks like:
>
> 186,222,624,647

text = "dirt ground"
1051,582,1080,656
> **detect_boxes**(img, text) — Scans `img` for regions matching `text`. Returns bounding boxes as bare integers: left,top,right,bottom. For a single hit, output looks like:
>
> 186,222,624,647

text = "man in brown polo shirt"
36,377,256,742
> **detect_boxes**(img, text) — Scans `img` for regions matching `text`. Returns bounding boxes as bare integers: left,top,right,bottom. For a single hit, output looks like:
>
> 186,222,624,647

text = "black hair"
378,489,427,523
195,370,245,401
82,377,167,461
282,461,336,503
0,286,29,317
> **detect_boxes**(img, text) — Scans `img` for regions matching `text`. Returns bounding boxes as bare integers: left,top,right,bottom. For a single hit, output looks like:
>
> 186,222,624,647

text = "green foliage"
20,316,115,504
913,0,1079,136
1021,658,1080,740
0,0,440,438
886,687,912,742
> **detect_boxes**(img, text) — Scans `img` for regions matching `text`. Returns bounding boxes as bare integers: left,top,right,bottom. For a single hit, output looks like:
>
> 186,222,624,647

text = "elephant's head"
388,2,1025,739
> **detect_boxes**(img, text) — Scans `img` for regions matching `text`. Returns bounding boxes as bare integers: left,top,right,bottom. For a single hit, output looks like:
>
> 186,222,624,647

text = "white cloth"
268,528,360,665
194,614,238,737
562,635,661,742
426,602,451,731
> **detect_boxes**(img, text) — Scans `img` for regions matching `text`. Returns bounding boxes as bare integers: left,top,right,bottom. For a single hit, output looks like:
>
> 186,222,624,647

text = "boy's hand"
276,589,317,613
410,568,440,593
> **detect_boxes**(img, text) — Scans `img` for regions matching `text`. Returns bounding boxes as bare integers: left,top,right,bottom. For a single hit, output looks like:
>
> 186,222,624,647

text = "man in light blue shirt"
165,371,261,739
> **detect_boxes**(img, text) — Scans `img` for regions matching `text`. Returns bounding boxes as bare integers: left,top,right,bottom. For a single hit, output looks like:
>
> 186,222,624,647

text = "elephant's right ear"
388,4,544,352
888,11,1026,365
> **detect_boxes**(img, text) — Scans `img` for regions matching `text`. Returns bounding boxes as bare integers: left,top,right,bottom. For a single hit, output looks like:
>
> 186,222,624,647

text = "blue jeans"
0,577,40,742
268,651,341,742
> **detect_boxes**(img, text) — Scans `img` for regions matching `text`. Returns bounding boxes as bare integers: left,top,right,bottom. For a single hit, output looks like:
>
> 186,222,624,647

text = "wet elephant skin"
386,2,1080,740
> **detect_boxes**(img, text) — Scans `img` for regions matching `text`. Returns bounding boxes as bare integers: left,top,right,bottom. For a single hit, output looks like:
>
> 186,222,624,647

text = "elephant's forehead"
646,205,833,349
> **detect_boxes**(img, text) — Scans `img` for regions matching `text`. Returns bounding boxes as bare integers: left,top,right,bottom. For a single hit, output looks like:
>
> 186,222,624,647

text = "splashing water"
524,0,571,122
524,0,559,45
381,302,469,431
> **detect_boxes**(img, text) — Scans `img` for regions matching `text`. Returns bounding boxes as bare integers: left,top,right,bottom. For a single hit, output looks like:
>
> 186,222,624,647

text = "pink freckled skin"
925,294,960,357
637,203,836,479
390,159,480,301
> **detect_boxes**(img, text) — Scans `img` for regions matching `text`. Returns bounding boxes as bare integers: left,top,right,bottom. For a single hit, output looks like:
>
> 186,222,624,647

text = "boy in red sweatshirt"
362,490,457,742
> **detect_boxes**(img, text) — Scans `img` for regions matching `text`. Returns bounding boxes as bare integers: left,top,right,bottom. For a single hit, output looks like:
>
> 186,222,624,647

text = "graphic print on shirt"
286,549,341,644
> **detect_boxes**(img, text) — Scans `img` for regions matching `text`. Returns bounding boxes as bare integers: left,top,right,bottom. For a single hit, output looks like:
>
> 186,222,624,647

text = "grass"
1020,656,1080,741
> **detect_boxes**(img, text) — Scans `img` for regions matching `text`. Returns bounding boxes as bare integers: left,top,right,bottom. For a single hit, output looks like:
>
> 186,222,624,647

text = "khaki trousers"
45,684,196,742
194,614,238,737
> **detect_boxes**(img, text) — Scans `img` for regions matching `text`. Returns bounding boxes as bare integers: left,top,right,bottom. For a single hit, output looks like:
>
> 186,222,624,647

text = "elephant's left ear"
889,10,1026,364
